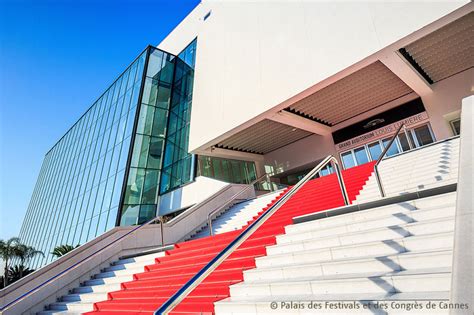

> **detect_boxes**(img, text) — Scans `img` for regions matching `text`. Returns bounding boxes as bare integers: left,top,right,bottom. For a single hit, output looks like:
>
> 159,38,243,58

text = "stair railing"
207,173,274,236
0,181,258,312
155,155,349,314
374,123,406,197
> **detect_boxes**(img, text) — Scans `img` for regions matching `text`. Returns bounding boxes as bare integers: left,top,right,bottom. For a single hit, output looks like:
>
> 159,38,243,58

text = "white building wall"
421,68,474,141
158,1,467,152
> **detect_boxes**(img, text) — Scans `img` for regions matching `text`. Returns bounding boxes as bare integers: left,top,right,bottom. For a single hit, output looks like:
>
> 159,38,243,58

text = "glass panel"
152,108,168,138
196,156,256,184
156,83,171,109
354,147,369,165
120,205,139,226
130,135,150,168
397,132,414,152
141,170,159,204
138,205,156,224
123,168,145,205
319,165,332,177
142,78,159,106
341,152,356,169
136,105,155,136
451,119,461,135
160,57,175,84
413,125,434,146
147,49,164,79
368,142,383,161
382,138,400,157
147,137,164,169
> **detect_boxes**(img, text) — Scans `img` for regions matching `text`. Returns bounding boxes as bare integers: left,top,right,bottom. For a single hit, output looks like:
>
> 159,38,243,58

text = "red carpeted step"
85,162,374,314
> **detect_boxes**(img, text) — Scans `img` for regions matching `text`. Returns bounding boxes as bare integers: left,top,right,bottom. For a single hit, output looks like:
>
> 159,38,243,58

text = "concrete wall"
157,1,467,152
264,134,337,177
158,176,229,215
422,68,474,141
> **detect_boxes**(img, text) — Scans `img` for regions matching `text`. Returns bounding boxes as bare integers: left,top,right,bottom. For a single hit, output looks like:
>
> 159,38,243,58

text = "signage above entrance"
332,98,426,144
335,111,429,152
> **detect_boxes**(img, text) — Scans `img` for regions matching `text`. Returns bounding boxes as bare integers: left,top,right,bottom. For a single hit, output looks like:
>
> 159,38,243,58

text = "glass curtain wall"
160,39,197,194
120,47,175,225
197,156,257,185
18,51,147,268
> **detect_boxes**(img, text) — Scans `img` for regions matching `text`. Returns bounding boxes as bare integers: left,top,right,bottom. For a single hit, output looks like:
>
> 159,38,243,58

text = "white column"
450,95,473,312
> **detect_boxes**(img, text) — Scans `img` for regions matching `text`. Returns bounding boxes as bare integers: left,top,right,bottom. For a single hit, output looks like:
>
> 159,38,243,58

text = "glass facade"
19,42,202,268
196,156,257,185
18,50,147,267
120,47,176,226
160,39,197,194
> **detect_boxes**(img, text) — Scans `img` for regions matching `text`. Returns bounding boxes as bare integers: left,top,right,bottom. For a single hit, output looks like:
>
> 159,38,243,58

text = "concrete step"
48,301,94,312
73,283,121,294
278,208,454,245
61,292,108,302
356,179,457,201
381,157,459,172
379,141,459,165
83,274,133,286
359,175,457,191
380,152,459,169
276,216,455,247
229,268,451,297
359,176,457,194
259,231,453,268
104,260,151,272
246,249,452,282
285,194,455,235
94,266,146,279
379,163,458,177
195,191,281,238
38,311,84,315
111,251,165,266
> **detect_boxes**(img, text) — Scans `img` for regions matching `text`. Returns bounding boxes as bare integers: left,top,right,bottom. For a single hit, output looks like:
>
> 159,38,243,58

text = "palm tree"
15,244,44,277
0,237,21,287
51,244,79,258
7,265,35,283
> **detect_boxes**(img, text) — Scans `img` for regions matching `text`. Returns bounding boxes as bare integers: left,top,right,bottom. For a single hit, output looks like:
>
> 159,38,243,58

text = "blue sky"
0,0,200,242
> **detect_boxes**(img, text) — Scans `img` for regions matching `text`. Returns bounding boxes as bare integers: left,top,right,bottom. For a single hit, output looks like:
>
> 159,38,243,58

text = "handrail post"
159,217,164,246
374,164,385,197
208,214,214,236
266,173,274,192
374,123,405,198
332,159,350,205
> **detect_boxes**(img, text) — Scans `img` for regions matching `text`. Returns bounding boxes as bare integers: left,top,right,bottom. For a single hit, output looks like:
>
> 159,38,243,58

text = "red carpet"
84,162,374,315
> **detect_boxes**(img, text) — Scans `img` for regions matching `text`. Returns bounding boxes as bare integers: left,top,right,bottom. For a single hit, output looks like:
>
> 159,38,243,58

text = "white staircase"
356,137,459,203
191,191,282,239
215,192,457,314
37,251,165,315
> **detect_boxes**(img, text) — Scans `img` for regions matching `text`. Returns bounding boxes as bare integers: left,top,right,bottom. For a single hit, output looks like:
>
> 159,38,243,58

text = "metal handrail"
0,213,165,311
207,173,274,236
374,123,406,197
1,182,249,311
155,155,349,314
